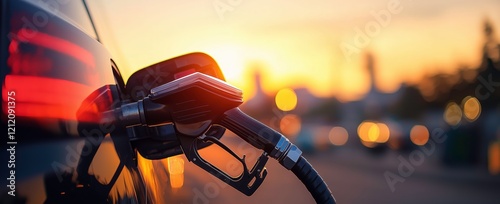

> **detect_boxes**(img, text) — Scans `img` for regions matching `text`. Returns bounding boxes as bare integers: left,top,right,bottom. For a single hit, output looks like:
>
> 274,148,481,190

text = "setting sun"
6,0,500,203
90,0,500,102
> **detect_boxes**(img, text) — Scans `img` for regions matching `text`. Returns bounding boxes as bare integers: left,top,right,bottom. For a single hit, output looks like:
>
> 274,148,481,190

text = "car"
1,1,338,204
1,1,226,203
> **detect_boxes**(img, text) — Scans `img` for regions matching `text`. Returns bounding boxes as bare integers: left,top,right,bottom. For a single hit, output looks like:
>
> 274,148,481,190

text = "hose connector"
278,143,302,170
270,137,302,169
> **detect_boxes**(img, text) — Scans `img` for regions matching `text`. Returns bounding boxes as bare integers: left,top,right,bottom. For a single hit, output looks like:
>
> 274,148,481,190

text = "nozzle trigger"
178,133,268,196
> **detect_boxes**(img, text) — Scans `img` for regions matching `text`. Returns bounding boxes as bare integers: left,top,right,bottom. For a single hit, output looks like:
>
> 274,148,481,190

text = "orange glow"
279,114,302,137
329,126,348,146
462,96,481,122
17,176,47,203
91,1,500,101
358,121,374,142
167,156,185,189
137,153,161,203
275,88,298,111
376,123,390,143
368,123,380,142
97,135,136,203
207,45,246,81
197,141,244,178
444,102,462,126
489,141,500,175
169,173,184,190
358,121,389,143
88,135,120,185
108,167,137,204
410,125,430,146
360,140,377,148
204,45,254,102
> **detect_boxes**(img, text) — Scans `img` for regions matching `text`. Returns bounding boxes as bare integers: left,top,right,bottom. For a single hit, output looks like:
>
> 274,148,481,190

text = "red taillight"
14,28,95,68
4,24,104,122
2,75,93,121
7,39,52,76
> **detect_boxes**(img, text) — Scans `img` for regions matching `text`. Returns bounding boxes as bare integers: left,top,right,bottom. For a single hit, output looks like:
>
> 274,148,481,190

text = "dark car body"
1,0,148,203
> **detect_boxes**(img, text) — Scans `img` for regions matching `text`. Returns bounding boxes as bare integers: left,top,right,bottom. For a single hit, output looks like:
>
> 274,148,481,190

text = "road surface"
157,137,500,204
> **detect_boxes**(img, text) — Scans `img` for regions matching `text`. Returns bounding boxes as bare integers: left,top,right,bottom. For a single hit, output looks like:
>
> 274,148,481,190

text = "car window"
22,0,98,39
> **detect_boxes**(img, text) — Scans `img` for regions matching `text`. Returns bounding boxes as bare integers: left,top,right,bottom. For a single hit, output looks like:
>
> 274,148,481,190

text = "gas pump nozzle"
106,72,301,195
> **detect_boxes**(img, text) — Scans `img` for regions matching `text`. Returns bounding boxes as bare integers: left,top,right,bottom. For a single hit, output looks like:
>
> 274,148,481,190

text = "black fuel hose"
220,108,336,203
292,156,336,203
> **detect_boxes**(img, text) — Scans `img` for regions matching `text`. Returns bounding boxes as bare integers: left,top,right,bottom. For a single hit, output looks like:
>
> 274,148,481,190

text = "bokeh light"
358,121,390,143
410,125,430,146
275,88,297,111
376,123,390,143
329,126,349,146
167,156,185,189
279,114,302,137
358,121,375,142
368,124,380,142
462,96,481,122
489,141,500,175
444,102,462,126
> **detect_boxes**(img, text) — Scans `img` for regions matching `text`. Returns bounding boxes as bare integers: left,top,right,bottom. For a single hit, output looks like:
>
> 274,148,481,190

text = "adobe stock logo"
213,0,244,21
384,128,448,192
340,0,406,62
384,71,500,192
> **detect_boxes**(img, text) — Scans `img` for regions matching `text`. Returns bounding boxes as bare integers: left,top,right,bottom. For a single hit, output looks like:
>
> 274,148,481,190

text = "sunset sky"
88,0,500,101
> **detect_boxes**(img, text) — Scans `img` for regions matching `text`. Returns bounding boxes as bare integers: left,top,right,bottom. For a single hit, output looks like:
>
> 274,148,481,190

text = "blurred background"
86,0,500,203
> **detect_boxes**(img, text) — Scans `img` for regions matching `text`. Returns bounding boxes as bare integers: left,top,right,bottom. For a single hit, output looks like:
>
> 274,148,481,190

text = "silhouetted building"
241,66,274,119
442,18,500,167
